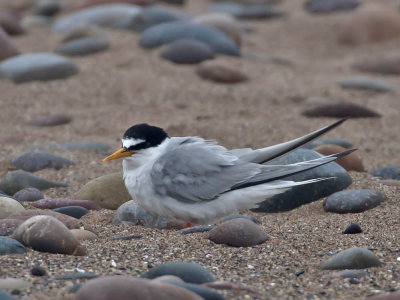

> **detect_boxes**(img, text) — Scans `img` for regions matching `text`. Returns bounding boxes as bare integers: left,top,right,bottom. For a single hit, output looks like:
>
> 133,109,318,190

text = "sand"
0,0,399,299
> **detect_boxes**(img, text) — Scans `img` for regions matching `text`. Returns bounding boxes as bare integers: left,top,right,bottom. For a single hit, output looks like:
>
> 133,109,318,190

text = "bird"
103,119,353,225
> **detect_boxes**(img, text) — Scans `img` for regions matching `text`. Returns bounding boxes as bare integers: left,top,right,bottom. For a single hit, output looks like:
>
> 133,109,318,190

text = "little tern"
103,119,353,225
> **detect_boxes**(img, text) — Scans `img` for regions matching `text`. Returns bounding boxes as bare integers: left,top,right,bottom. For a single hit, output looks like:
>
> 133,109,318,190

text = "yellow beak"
103,148,134,162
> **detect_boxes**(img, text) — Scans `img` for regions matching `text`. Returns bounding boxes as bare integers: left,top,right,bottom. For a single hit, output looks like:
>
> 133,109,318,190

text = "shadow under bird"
103,119,354,225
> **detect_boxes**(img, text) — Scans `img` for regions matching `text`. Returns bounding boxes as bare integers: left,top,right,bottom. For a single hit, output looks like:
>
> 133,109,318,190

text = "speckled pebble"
321,247,381,270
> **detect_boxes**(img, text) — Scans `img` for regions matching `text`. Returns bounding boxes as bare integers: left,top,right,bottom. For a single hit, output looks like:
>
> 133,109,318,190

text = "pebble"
167,281,225,300
33,198,101,210
0,12,24,36
52,206,90,219
34,0,61,17
12,215,87,255
209,3,285,19
0,289,14,300
180,225,214,234
0,170,69,195
321,247,381,270
305,0,359,13
60,24,107,43
0,236,27,255
51,4,141,32
81,0,153,8
76,276,203,300
12,188,44,202
153,275,184,284
366,292,400,300
313,145,364,172
353,54,400,75
11,151,75,172
0,53,79,83
76,172,131,210
303,138,353,149
30,265,47,276
56,37,109,56
371,166,400,180
343,223,363,234
208,218,268,247
252,149,352,212
323,189,386,213
161,39,214,64
0,28,20,61
322,269,367,279
301,102,381,118
196,60,248,83
139,21,240,56
28,142,110,152
337,3,400,46
27,114,72,126
338,77,397,93
221,214,260,224
113,200,185,229
0,197,25,219
141,261,215,284
117,6,179,32
70,229,98,241
0,278,31,293
55,272,99,280
303,96,338,107
0,219,24,236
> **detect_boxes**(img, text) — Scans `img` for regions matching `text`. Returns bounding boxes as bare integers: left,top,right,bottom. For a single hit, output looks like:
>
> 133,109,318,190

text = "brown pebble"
313,144,365,172
70,229,98,241
196,60,248,84
26,114,72,126
32,198,101,210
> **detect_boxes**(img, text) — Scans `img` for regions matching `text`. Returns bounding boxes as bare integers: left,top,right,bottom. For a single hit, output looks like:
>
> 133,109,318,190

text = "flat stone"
141,262,215,284
322,269,367,279
32,198,101,210
80,0,154,8
0,197,25,219
209,3,285,19
323,189,386,213
167,281,225,300
313,145,364,172
0,236,26,255
0,53,79,83
52,4,141,32
76,172,131,210
70,229,97,241
27,114,72,126
305,0,359,13
11,151,75,172
0,278,31,293
161,38,214,64
76,276,203,300
60,24,107,43
343,223,362,234
321,247,381,270
27,142,110,152
52,206,90,219
0,170,69,195
301,102,381,118
252,149,353,212
338,77,397,93
12,215,87,255
196,60,248,83
13,188,44,202
208,218,268,247
0,12,24,35
0,219,24,236
371,166,400,180
303,138,353,149
55,272,99,280
140,21,240,56
353,54,400,75
0,27,20,61
56,37,109,56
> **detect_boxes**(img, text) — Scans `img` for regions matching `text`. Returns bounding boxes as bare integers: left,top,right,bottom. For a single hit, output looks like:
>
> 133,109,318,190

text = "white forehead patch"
122,138,145,149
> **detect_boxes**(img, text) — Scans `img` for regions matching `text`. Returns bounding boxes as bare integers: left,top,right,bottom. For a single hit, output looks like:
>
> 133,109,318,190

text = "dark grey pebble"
56,38,109,56
210,3,285,19
161,38,214,64
11,151,74,172
31,265,47,276
321,247,381,270
324,189,386,213
296,270,305,276
0,237,27,255
371,166,400,180
349,278,359,284
221,214,261,224
343,223,362,234
168,282,225,300
305,0,359,13
13,188,44,202
180,225,214,235
52,206,89,219
302,102,381,118
34,1,61,17
27,142,110,152
141,262,214,284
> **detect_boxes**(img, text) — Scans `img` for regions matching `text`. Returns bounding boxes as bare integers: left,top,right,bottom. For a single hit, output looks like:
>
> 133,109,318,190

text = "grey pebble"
12,151,74,172
180,225,214,235
0,237,27,255
371,166,400,180
338,77,397,93
321,247,381,270
56,37,109,56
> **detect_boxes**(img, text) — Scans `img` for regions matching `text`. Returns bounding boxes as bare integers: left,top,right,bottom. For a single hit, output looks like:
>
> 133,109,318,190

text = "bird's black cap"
122,123,168,151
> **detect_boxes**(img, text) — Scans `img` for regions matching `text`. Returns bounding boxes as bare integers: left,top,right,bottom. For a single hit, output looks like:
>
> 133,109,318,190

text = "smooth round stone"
12,215,87,255
30,142,110,152
11,151,75,172
30,265,47,276
113,200,185,229
70,229,97,241
0,197,24,219
196,60,248,83
141,262,215,284
0,289,14,300
303,138,353,149
60,24,107,43
208,218,268,247
0,28,20,61
353,54,400,75
0,219,24,236
321,247,381,270
139,21,240,56
0,278,31,293
221,214,260,224
337,3,400,46
371,166,400,180
76,276,203,300
301,102,381,118
0,236,26,255
117,6,179,32
52,206,89,219
343,223,362,234
80,0,154,8
51,4,141,32
366,292,400,300
305,0,359,13
161,39,214,64
13,188,44,202
209,3,284,19
252,149,352,212
0,53,79,83
338,77,397,93
313,145,364,172
33,198,101,210
0,12,24,35
323,189,386,213
153,275,184,284
27,114,72,126
56,37,109,56
34,0,61,17
0,170,69,195
75,172,131,210
167,282,225,300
